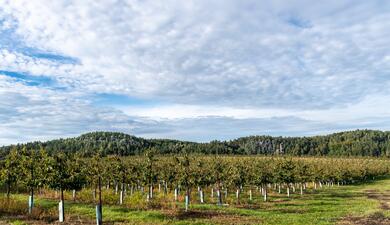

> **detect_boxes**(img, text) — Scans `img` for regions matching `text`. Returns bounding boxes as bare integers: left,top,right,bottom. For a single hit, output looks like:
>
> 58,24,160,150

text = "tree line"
1,129,390,157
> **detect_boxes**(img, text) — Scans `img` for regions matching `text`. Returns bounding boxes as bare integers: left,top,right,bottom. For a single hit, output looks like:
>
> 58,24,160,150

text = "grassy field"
2,179,390,225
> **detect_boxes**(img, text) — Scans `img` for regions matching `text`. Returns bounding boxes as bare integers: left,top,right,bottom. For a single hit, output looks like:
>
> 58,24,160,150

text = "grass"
10,221,27,225
2,179,390,224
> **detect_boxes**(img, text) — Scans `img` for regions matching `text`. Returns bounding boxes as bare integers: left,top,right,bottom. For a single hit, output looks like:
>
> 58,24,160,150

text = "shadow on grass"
107,207,168,221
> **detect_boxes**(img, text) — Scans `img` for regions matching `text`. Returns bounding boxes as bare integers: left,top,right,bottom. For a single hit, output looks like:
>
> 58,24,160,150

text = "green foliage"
19,146,51,191
143,149,158,186
1,148,390,224
0,148,22,196
275,158,296,184
175,154,194,190
47,152,87,192
3,129,390,157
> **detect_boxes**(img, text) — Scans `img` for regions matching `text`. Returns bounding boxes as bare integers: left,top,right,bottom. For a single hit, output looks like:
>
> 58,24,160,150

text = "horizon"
1,1,390,145
1,128,387,147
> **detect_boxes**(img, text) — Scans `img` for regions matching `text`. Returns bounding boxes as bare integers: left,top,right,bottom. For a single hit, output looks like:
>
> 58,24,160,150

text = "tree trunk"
300,183,303,196
96,176,103,225
93,186,97,201
287,186,290,197
164,182,168,196
199,187,204,203
263,186,267,202
99,178,102,206
185,189,190,211
61,188,64,209
29,188,34,214
6,181,10,200
29,166,35,213
236,188,240,204
217,183,222,205
149,185,153,199
120,183,124,205
59,188,65,222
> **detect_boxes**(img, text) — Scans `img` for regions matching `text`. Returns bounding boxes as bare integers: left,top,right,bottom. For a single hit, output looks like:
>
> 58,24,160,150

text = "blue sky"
1,0,390,145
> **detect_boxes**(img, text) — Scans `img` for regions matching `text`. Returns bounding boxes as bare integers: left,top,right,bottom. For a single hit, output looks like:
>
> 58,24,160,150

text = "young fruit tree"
48,153,86,223
143,149,158,202
0,148,21,200
88,152,104,225
20,147,49,214
175,154,194,211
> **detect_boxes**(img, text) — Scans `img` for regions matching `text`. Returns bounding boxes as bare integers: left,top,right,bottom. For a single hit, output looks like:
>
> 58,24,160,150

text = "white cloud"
1,0,390,144
1,73,390,145
120,104,291,120
133,115,390,142
121,93,390,124
0,75,145,145
1,0,390,108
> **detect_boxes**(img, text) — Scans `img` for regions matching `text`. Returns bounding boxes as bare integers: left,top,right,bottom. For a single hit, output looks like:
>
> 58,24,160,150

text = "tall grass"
0,196,57,222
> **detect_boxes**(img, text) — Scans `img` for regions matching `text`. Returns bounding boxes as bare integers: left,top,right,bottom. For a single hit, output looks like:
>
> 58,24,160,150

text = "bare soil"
0,215,96,225
337,190,390,225
164,209,262,225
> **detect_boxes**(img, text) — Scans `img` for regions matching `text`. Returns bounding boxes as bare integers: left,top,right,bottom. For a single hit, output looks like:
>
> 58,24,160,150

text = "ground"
2,179,390,225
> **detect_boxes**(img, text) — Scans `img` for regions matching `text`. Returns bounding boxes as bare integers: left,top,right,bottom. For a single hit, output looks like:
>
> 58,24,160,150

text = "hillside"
1,130,390,157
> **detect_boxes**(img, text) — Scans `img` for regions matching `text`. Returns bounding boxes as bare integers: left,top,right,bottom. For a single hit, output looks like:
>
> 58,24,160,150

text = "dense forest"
1,129,390,157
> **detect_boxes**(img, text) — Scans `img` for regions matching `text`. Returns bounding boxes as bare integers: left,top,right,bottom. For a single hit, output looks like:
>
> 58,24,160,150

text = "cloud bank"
0,0,390,144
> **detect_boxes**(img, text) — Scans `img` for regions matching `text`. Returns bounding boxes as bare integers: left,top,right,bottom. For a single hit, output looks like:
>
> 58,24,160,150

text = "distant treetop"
1,130,390,158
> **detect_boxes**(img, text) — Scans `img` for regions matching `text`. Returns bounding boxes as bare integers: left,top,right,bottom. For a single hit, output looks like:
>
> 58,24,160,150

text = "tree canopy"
1,129,390,157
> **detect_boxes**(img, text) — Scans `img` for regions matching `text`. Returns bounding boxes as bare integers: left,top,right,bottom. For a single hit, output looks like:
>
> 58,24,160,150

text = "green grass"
10,220,27,225
3,179,390,224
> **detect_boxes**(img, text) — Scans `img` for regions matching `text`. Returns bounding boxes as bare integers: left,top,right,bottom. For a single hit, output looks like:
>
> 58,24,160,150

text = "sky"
1,0,390,145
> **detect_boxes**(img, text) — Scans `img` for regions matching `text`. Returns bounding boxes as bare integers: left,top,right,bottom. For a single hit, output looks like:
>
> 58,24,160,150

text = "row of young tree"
1,147,390,223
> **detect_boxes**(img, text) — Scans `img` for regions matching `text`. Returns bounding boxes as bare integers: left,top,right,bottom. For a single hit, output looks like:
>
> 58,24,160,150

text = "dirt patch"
208,215,262,225
271,199,288,203
380,202,390,210
0,215,96,225
365,190,390,210
165,209,224,220
338,212,390,225
338,189,390,225
164,209,262,225
236,204,262,210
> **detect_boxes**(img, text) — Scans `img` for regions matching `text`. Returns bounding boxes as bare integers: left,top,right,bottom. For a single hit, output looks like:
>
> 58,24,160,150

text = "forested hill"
1,130,390,157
